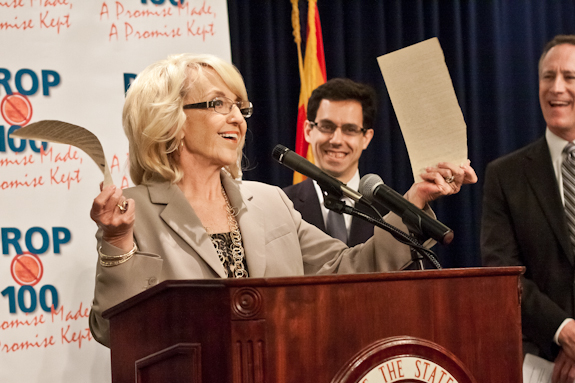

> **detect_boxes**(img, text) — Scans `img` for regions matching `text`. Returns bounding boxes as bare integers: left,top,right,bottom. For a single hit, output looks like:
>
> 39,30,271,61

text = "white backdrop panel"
0,1,230,382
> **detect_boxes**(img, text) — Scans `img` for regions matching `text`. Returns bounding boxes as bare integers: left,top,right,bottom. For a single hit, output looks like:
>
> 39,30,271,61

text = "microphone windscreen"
359,173,384,201
272,144,289,163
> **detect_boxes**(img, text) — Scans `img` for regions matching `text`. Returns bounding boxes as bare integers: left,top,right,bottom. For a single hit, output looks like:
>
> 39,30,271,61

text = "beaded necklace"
207,186,248,278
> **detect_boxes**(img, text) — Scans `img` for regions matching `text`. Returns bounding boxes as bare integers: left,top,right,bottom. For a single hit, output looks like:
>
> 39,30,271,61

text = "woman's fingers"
460,160,478,184
90,186,134,231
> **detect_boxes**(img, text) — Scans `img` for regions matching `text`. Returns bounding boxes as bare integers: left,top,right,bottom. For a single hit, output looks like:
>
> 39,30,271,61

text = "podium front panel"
104,267,523,383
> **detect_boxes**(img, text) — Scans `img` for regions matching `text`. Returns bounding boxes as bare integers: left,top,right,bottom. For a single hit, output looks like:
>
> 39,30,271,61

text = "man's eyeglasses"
183,96,253,118
309,120,367,136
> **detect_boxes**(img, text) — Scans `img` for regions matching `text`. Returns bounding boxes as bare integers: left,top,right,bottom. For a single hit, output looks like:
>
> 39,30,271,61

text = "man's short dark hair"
539,34,575,74
306,78,377,131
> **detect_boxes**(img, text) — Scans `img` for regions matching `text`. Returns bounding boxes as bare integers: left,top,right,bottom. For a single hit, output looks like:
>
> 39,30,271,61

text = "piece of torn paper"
377,37,468,181
523,353,552,383
10,120,113,187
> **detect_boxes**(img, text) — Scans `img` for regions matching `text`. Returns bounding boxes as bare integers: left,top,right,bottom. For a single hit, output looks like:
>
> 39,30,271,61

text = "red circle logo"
1,93,33,126
11,252,44,286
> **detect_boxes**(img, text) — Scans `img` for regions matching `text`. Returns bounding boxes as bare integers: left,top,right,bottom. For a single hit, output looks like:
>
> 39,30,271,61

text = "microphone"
272,145,362,202
359,174,454,245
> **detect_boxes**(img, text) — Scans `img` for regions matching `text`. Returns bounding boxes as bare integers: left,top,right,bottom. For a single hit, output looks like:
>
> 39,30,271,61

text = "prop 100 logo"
1,226,71,314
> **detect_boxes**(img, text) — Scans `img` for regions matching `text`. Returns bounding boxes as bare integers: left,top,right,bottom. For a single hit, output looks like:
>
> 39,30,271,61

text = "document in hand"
523,353,553,383
378,37,468,182
10,120,113,187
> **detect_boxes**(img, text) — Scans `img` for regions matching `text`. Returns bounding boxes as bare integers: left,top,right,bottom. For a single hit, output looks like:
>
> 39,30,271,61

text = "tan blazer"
90,172,414,346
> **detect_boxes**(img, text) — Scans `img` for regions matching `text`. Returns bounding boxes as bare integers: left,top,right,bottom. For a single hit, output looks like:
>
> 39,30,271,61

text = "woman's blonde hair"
123,53,248,185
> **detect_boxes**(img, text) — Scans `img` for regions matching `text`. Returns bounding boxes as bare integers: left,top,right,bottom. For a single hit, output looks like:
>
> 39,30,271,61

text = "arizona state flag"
291,0,327,184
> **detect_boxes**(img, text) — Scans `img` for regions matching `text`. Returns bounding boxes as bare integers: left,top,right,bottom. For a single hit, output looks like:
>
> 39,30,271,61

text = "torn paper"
378,37,468,181
10,120,113,187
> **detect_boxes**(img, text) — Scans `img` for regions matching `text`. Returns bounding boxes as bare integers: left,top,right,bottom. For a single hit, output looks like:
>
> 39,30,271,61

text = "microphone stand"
323,194,442,270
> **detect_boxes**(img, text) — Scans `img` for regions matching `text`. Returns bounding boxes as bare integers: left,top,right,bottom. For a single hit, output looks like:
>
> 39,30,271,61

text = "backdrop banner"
0,1,230,382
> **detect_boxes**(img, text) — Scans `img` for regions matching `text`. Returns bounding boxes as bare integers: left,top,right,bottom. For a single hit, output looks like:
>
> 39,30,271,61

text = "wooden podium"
103,267,523,383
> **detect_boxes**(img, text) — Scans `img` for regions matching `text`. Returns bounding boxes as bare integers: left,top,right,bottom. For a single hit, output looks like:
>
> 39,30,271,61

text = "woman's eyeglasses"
184,96,253,118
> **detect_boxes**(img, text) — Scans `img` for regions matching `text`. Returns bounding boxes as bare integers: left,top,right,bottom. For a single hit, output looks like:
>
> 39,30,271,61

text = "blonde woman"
88,53,476,346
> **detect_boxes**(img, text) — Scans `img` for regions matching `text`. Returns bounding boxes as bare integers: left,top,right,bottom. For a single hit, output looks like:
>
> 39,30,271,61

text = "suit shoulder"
283,178,315,199
283,180,305,198
487,137,547,170
241,179,284,196
122,181,173,205
121,184,149,199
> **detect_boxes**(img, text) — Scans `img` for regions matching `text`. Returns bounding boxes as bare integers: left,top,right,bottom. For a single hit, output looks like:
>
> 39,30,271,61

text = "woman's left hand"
405,160,478,208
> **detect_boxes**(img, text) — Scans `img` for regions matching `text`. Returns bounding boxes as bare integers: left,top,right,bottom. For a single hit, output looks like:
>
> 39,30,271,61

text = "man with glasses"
284,78,378,246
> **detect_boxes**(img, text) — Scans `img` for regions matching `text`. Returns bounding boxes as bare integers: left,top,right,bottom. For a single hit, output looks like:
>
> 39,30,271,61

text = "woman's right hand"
90,184,135,251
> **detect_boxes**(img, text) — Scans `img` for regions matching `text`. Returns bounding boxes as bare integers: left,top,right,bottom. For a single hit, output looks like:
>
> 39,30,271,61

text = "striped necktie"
562,142,575,249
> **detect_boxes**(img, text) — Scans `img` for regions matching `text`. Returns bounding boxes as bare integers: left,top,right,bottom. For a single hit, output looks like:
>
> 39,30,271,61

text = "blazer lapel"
147,181,227,278
524,137,574,265
222,175,267,277
297,179,326,231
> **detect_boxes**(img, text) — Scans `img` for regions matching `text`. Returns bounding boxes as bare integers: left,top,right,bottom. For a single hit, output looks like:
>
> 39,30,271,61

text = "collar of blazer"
145,171,267,278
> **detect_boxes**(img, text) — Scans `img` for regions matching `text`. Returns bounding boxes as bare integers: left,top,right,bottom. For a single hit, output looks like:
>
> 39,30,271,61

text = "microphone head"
272,144,289,163
359,174,384,201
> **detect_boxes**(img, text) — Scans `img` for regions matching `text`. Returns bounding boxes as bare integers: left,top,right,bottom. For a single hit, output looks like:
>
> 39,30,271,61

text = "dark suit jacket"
283,178,375,246
481,136,575,360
